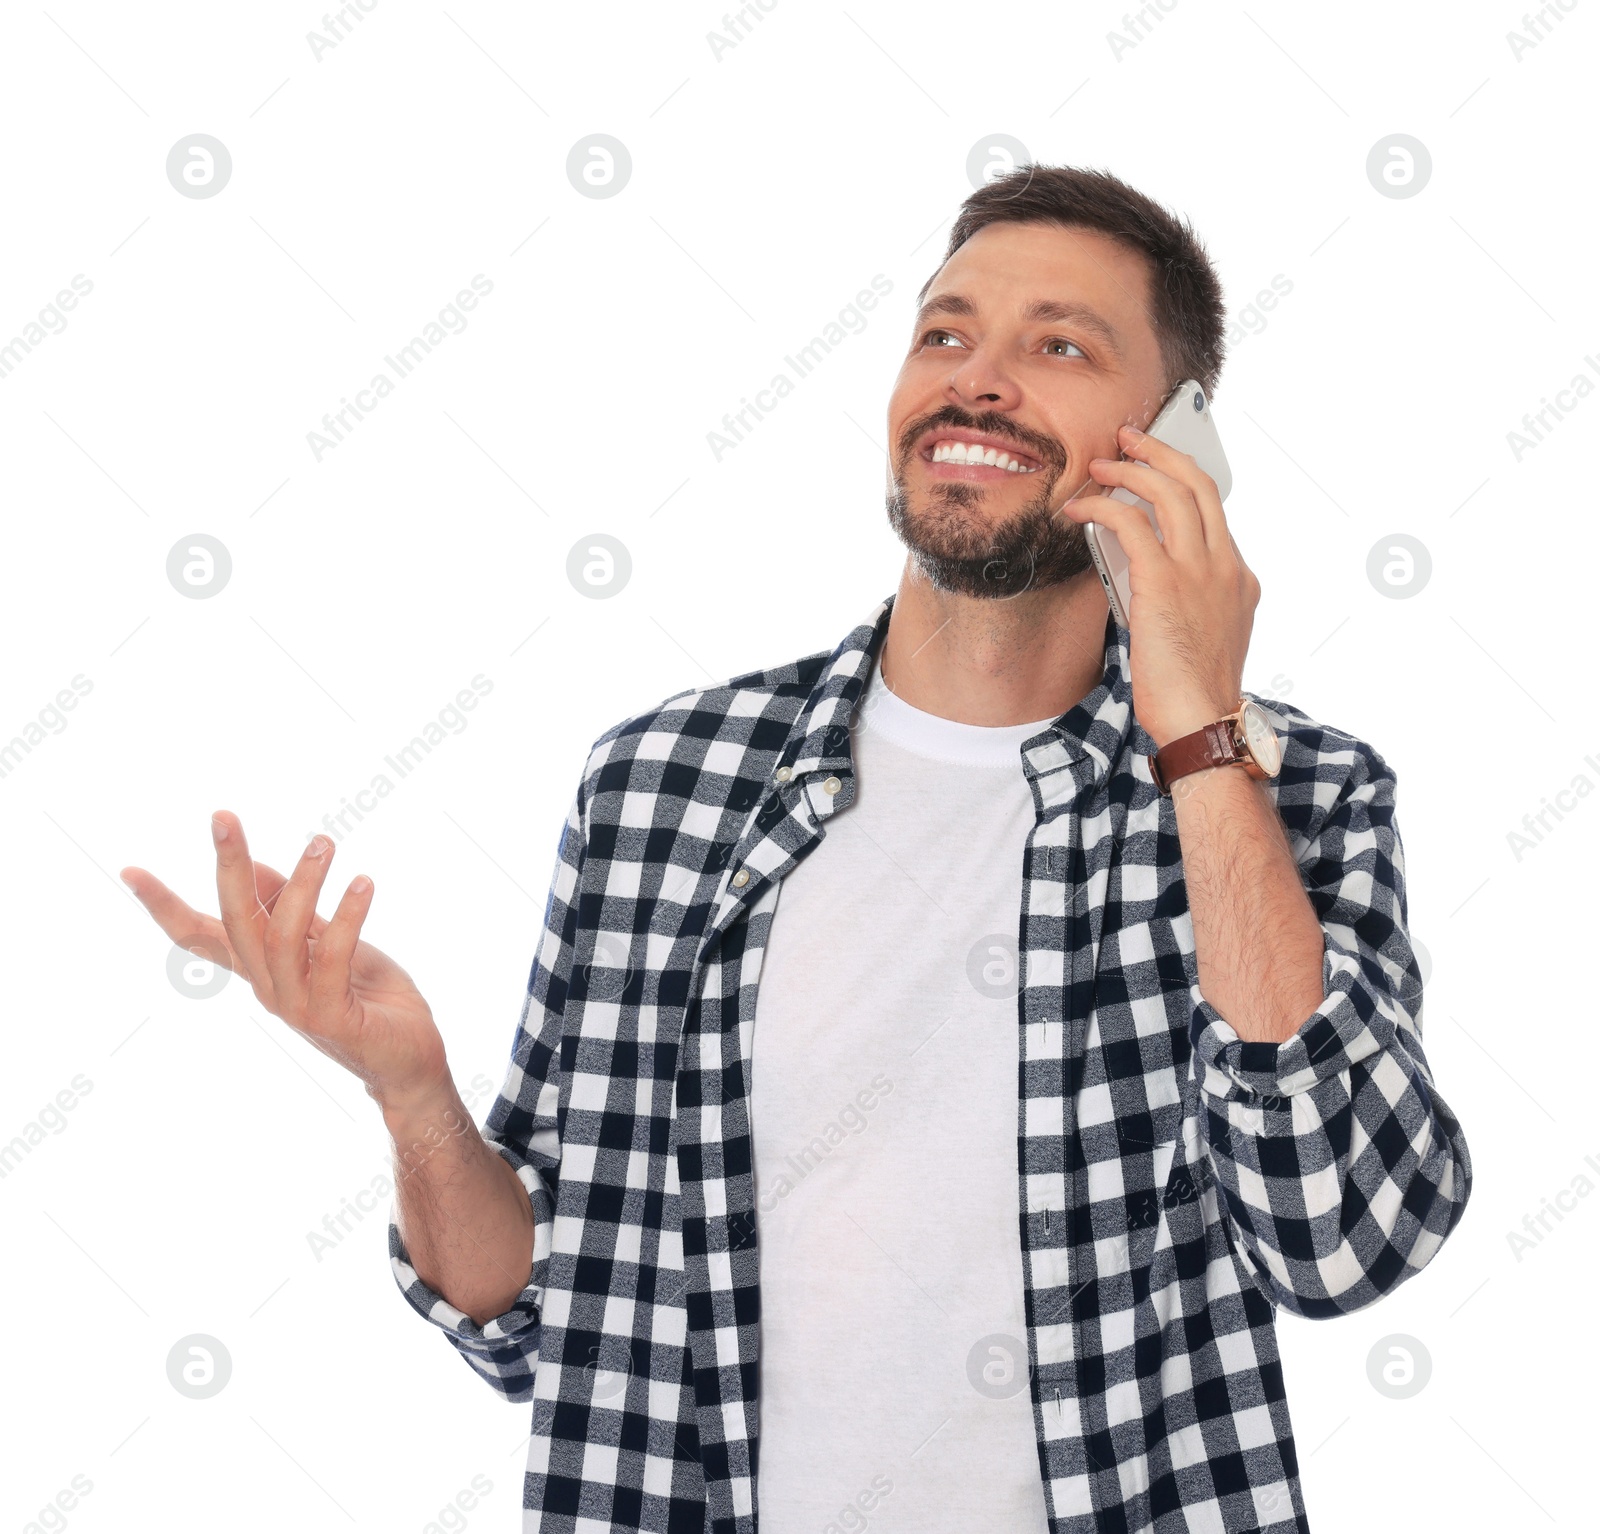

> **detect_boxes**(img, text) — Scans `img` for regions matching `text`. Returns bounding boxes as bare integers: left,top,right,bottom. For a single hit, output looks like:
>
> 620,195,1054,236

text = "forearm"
1170,764,1324,1044
382,1079,536,1326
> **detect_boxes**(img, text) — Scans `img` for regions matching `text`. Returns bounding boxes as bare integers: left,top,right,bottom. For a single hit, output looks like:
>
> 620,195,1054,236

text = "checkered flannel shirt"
388,591,1471,1533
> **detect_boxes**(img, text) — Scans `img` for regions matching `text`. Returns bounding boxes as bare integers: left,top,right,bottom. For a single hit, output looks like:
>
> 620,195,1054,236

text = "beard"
884,416,1097,600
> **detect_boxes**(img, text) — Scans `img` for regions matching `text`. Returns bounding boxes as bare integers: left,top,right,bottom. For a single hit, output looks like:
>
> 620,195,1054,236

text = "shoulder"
575,640,838,813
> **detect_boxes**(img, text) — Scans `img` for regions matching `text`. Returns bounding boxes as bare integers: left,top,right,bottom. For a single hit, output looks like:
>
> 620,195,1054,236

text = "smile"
921,437,1041,474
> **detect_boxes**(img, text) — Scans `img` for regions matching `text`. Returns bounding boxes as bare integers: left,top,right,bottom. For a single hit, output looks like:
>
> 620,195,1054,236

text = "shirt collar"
777,591,1159,798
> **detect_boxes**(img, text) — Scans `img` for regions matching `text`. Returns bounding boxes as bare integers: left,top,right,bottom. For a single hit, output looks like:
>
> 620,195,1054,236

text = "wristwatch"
1148,700,1282,795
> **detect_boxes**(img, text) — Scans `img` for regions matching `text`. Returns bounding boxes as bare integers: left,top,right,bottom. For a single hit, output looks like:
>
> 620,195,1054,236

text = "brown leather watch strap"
1149,718,1240,795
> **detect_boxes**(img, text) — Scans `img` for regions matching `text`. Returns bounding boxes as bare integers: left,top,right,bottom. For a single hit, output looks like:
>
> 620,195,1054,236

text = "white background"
1,1,1592,1529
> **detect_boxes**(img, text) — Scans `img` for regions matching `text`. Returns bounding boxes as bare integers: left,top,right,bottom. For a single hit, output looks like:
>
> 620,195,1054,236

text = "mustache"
898,408,1067,471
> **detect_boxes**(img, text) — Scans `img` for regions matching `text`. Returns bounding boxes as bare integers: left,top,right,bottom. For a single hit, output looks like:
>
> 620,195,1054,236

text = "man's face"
885,220,1171,599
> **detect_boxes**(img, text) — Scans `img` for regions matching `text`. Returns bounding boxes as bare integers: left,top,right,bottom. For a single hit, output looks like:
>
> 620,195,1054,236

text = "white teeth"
929,438,1038,472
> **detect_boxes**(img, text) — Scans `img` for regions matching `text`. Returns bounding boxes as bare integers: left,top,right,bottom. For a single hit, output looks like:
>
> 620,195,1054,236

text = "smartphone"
1080,380,1232,629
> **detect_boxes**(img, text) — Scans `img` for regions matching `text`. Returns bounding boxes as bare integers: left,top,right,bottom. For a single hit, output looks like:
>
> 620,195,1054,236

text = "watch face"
1238,702,1282,774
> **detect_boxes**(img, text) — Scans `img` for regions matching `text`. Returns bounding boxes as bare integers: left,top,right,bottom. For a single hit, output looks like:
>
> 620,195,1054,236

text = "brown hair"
921,164,1228,401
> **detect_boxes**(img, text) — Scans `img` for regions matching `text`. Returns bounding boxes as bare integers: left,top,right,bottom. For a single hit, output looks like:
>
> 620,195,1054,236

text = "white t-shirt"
749,649,1057,1534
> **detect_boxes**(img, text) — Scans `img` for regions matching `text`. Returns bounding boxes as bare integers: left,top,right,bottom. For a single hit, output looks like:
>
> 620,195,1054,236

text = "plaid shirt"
389,591,1471,1533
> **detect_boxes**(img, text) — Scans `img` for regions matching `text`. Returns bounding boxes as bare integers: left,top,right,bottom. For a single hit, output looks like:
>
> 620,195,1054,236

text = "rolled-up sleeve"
1189,717,1472,1318
387,777,586,1400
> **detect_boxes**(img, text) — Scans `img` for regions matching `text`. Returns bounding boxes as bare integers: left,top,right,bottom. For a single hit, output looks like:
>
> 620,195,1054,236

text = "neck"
879,562,1111,727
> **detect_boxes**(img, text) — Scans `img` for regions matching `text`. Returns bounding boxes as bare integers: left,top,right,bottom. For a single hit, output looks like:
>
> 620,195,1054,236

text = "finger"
252,861,331,939
1118,424,1228,549
261,834,337,1019
1231,534,1262,608
1081,456,1205,560
214,812,274,994
120,866,243,976
306,873,376,1030
1061,476,1169,568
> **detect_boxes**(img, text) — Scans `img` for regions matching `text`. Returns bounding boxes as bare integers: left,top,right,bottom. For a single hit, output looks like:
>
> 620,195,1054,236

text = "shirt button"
732,868,751,888
822,776,842,795
774,766,792,782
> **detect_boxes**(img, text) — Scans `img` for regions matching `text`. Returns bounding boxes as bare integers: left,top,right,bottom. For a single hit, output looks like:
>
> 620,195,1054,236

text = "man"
123,164,1471,1532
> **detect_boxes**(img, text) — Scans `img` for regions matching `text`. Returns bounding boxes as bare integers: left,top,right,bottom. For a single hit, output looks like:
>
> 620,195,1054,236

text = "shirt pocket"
1123,1091,1212,1289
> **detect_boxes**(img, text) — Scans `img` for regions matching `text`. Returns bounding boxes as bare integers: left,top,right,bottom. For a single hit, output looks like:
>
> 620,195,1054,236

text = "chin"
886,486,1095,600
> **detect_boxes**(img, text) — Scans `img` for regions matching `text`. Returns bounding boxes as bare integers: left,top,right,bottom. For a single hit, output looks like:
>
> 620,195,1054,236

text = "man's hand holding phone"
1059,421,1261,750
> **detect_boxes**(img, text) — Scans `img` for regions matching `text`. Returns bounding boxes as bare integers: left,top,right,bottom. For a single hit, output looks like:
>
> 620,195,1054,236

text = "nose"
944,343,1021,411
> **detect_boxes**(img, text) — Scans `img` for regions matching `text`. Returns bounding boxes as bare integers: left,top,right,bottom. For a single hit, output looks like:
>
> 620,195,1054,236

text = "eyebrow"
912,292,1125,358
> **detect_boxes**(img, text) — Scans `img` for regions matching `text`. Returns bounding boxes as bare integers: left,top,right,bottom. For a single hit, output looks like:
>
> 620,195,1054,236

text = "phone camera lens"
1191,390,1204,412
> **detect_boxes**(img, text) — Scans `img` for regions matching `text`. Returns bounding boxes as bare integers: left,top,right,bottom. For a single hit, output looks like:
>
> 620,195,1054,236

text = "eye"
921,328,965,349
1043,337,1087,358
